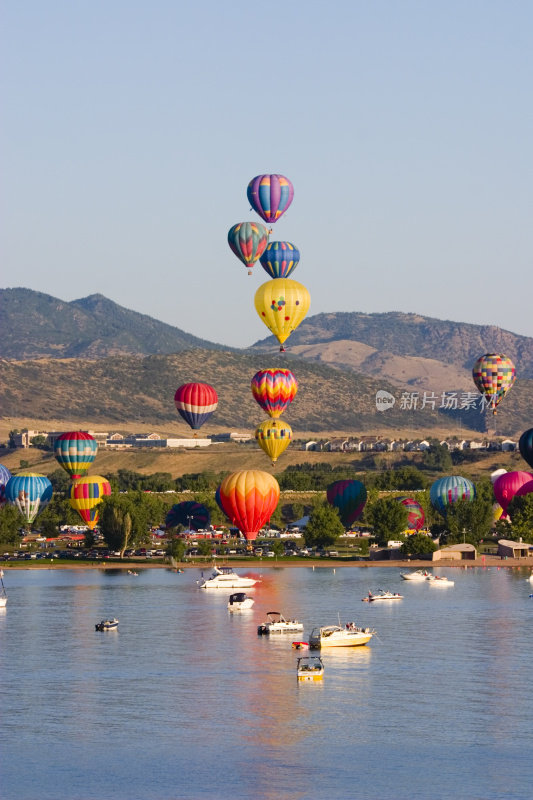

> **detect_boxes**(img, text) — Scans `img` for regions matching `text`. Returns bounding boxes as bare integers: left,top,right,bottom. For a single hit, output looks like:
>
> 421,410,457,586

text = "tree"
166,537,187,561
271,539,285,557
440,497,493,545
367,498,408,546
400,534,436,557
48,469,72,494
507,493,533,543
30,434,51,450
99,495,146,557
303,500,344,549
0,505,24,546
421,442,452,472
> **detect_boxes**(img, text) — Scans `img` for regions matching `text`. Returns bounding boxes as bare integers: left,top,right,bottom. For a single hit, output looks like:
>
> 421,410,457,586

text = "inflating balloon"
254,278,310,351
429,476,476,516
0,464,12,508
326,480,367,528
165,501,210,531
251,368,298,418
174,383,218,431
259,241,300,279
218,470,280,542
5,473,53,524
493,471,533,514
519,429,533,470
54,431,98,479
472,354,516,414
247,174,294,224
70,476,111,530
395,496,425,531
255,419,292,464
228,222,269,274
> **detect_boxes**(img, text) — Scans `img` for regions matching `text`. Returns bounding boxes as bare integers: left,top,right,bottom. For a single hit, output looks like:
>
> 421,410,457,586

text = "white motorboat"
364,590,403,602
427,575,454,586
258,612,304,635
400,570,431,581
228,592,254,611
198,566,259,589
309,623,374,649
0,569,6,607
95,618,119,631
297,656,324,681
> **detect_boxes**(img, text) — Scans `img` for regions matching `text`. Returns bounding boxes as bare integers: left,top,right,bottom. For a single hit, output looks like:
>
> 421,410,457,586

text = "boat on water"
364,590,403,602
400,570,431,581
228,592,254,611
258,612,304,635
0,569,7,607
297,656,324,681
292,641,309,650
95,618,119,631
198,566,259,589
427,575,454,586
127,570,138,576
309,623,374,649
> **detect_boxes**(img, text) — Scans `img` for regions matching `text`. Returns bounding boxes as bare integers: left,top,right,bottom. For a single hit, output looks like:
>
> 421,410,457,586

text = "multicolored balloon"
247,174,294,224
259,241,300,279
251,368,298,418
254,278,310,351
165,501,211,531
0,464,12,508
326,480,367,528
429,476,476,516
174,383,218,430
493,471,533,514
472,354,516,414
395,496,425,531
519,429,533,470
54,431,98,479
69,476,111,529
227,222,269,274
4,473,53,524
255,419,292,464
218,470,280,542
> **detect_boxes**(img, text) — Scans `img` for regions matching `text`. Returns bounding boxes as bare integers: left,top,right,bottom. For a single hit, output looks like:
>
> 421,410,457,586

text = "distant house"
432,543,477,562
303,441,321,451
210,432,251,443
501,440,517,452
497,539,531,558
325,438,351,452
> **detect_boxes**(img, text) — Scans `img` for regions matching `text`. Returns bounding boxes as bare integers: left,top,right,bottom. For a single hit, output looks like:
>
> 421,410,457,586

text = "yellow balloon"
254,278,310,350
255,419,293,463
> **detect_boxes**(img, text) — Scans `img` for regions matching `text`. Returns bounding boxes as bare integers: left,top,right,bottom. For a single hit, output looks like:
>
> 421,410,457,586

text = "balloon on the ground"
519,429,533,470
254,278,310,351
395,496,425,531
429,476,476,515
0,464,12,508
54,431,98,479
493,471,533,514
490,468,507,485
227,222,269,274
218,470,280,542
251,368,298,418
492,502,505,524
247,174,294,223
326,480,367,527
255,419,292,464
165,501,210,531
472,354,516,414
70,476,111,529
5,473,53,524
174,383,218,430
259,241,300,279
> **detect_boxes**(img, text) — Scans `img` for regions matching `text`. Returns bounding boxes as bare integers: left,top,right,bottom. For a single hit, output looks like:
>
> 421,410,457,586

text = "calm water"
1,564,532,800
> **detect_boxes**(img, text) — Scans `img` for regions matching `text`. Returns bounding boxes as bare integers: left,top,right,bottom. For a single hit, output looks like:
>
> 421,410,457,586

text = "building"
432,543,477,561
497,539,531,559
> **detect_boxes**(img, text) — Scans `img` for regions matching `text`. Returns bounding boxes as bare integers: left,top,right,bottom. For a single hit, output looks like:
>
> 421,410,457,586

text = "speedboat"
400,570,431,581
228,592,254,611
198,566,259,589
309,623,374,648
127,570,138,576
364,590,403,602
297,656,324,681
258,612,304,635
95,618,119,631
427,575,454,586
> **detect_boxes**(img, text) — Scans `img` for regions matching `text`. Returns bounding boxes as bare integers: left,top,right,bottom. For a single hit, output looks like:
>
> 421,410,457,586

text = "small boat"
297,656,324,681
309,623,374,649
364,590,403,602
228,592,254,611
95,618,119,631
528,574,533,583
400,570,431,581
292,641,309,650
0,569,7,608
198,566,259,589
127,569,138,576
257,612,304,635
426,575,454,586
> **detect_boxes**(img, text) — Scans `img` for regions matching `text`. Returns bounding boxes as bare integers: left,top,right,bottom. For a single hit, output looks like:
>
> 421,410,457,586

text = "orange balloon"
218,470,280,541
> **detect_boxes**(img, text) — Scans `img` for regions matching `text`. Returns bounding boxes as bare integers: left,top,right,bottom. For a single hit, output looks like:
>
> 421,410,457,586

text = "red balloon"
493,471,533,513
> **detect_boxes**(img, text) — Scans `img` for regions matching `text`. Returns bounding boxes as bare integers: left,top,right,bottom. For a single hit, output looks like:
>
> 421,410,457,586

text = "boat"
309,623,374,649
198,566,259,589
297,656,324,681
127,569,138,576
292,641,309,650
257,612,304,635
95,618,119,631
363,590,403,602
400,569,431,581
0,569,6,607
427,575,454,586
227,592,254,611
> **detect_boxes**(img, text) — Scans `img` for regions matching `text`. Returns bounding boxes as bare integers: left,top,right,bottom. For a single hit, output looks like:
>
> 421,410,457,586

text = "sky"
2,0,532,348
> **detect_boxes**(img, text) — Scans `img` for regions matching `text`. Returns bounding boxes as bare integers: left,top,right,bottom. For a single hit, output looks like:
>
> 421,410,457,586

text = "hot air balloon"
516,480,533,500
519,429,533,470
174,383,218,431
326,480,367,528
4,473,53,524
472,354,516,414
0,464,12,508
214,485,228,518
492,502,506,525
259,241,300,279
227,222,269,274
255,419,292,464
165,501,211,531
429,476,476,516
251,368,298,418
218,470,280,542
254,278,310,351
70,476,111,529
493,471,533,514
247,174,294,224
490,469,507,485
54,431,98,479
395,496,425,532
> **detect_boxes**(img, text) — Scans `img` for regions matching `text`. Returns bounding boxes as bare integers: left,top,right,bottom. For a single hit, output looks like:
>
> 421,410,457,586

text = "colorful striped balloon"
395,496,425,531
70,476,111,530
326,480,367,527
4,473,53,524
227,221,269,274
0,464,12,508
251,368,298,418
259,241,300,279
247,174,294,223
255,419,292,464
174,383,218,431
472,353,516,414
218,470,280,542
429,476,476,516
54,432,98,479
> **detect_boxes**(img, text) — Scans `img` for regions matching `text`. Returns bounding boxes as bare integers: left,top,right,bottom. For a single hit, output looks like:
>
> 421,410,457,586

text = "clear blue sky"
2,0,532,347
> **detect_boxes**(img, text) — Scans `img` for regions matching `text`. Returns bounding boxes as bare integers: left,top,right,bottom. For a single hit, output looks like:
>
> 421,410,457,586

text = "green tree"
48,468,72,494
8,429,19,448
271,539,285,557
303,500,344,549
507,493,533,543
421,442,452,472
197,539,214,557
400,534,437,556
0,504,24,546
30,434,51,450
99,495,146,557
367,498,409,546
441,497,493,545
166,537,187,561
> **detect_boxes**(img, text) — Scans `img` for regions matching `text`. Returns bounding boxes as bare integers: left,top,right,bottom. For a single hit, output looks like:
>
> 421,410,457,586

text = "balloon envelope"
472,353,516,413
259,241,300,279
5,473,53,524
165,501,210,531
218,470,280,542
326,480,367,527
494,471,533,513
251,368,298,418
490,469,507,485
174,383,218,430
54,431,98,479
255,419,292,464
429,476,476,515
247,174,294,223
228,222,269,272
519,429,533,470
254,278,310,349
70,476,111,530
395,496,425,531
0,464,12,508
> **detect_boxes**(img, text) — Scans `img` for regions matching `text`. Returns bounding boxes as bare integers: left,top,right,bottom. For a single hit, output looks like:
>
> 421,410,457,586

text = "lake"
1,565,532,800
